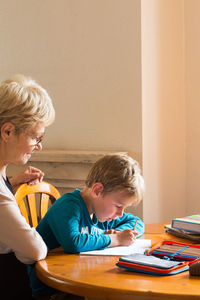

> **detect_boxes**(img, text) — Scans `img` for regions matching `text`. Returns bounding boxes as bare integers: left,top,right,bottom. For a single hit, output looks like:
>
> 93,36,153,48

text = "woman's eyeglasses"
26,131,44,145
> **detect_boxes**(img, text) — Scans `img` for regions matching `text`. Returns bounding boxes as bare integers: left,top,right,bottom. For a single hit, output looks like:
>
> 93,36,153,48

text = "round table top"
36,223,200,300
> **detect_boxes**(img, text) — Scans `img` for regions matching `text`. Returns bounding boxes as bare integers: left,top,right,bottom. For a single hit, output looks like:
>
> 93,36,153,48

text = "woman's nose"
35,142,42,151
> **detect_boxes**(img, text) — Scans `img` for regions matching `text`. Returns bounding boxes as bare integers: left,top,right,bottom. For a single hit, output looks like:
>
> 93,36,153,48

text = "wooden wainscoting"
7,150,127,196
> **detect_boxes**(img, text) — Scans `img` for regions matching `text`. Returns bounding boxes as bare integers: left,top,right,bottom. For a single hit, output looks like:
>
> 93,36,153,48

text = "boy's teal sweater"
28,189,144,296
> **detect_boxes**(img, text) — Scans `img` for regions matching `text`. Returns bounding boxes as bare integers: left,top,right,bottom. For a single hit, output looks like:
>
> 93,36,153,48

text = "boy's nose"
117,208,124,217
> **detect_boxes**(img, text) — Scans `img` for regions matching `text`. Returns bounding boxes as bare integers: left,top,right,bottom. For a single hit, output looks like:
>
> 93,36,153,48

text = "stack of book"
165,214,200,242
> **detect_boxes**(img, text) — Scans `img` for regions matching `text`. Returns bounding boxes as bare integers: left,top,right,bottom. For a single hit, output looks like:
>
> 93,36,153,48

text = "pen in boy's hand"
133,220,138,232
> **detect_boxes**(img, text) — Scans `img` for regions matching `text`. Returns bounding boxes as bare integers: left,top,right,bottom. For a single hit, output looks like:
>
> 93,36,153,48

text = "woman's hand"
9,166,44,188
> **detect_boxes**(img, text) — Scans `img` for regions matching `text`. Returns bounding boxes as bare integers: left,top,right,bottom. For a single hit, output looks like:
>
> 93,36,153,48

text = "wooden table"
35,223,200,300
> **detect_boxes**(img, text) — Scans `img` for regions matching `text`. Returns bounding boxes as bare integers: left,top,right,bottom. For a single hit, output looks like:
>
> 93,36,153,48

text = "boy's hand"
116,229,137,246
108,229,138,247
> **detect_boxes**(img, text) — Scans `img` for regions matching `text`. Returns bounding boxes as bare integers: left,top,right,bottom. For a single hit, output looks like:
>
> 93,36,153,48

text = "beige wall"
141,0,186,223
0,0,142,157
2,0,200,223
141,0,200,222
185,0,200,215
1,0,143,218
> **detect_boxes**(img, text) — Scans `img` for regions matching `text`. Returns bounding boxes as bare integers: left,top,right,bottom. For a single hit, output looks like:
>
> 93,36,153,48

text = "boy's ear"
1,122,15,141
91,182,104,198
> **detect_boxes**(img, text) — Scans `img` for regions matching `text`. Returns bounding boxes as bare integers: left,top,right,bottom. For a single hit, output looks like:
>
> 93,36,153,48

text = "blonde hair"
85,154,145,204
0,74,55,133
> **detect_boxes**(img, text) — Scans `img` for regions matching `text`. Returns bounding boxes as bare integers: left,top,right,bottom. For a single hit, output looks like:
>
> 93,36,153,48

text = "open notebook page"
80,239,151,256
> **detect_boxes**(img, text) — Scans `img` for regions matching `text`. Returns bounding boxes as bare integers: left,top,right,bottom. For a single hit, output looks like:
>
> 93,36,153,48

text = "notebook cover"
116,261,189,276
116,240,200,276
119,253,182,269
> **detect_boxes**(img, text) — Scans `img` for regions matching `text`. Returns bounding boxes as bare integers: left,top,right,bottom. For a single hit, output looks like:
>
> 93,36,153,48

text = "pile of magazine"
165,224,200,241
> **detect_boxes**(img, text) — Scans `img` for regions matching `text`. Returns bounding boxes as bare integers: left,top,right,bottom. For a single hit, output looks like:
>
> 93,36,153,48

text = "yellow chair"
15,181,61,227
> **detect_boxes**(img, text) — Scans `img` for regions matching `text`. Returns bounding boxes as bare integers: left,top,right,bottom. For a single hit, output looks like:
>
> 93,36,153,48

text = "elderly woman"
0,75,55,299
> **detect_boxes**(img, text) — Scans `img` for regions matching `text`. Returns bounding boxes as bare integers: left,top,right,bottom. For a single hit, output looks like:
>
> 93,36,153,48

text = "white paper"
80,239,151,256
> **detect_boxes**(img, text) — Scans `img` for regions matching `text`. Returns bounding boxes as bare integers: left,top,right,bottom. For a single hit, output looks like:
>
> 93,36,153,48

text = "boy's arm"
47,200,111,253
107,213,144,237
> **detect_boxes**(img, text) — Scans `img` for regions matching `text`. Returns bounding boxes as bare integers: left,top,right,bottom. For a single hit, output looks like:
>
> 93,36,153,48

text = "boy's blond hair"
85,154,144,204
0,74,55,134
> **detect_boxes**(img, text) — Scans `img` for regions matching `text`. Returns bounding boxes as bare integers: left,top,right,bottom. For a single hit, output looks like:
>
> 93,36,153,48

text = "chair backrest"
15,181,61,227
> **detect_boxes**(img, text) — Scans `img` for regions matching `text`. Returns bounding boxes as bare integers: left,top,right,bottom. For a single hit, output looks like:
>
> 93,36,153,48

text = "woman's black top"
2,176,14,194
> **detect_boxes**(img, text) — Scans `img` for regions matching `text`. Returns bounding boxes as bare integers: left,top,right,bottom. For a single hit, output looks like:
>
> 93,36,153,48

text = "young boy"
28,154,145,297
